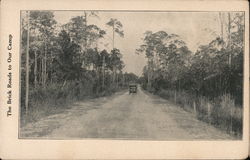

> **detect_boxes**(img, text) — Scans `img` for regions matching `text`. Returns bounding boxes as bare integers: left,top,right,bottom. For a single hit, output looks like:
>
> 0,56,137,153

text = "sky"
53,11,222,76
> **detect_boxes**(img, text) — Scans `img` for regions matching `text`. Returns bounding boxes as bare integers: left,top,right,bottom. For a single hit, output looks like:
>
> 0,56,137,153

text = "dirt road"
20,87,233,140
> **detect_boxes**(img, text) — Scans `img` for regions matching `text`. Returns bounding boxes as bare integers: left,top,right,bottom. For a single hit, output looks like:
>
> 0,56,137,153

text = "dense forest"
21,11,244,137
21,11,138,124
137,12,244,136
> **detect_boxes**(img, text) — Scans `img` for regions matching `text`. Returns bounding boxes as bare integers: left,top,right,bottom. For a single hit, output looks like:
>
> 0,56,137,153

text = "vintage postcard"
0,0,249,159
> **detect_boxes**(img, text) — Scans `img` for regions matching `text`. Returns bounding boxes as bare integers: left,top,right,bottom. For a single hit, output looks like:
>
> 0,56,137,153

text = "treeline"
138,12,244,137
21,11,137,123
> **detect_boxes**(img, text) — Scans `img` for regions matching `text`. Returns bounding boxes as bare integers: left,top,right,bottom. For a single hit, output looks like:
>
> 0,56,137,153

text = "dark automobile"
129,83,137,94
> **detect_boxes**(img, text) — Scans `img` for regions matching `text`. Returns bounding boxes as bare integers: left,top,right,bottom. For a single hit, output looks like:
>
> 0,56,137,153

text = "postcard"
0,0,249,159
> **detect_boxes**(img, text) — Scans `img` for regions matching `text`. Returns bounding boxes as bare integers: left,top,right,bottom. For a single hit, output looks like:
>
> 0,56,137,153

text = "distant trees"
106,18,124,49
137,31,191,92
21,11,58,88
21,11,137,117
106,18,124,85
109,48,124,86
138,12,244,136
30,11,57,87
56,30,82,81
139,12,244,105
21,11,57,114
187,12,244,102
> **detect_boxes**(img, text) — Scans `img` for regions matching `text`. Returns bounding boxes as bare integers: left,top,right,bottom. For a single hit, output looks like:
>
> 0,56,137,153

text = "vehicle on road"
129,83,137,94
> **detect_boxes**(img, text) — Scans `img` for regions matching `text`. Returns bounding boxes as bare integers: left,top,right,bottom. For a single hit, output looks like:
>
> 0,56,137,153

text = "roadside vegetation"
138,12,244,138
21,11,138,125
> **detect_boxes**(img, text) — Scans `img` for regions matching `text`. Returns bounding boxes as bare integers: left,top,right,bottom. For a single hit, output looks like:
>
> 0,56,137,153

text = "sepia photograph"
0,0,249,159
19,10,245,140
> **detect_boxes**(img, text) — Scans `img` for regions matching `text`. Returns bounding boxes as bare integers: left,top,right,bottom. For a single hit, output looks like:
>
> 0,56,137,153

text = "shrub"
21,79,123,126
151,88,242,137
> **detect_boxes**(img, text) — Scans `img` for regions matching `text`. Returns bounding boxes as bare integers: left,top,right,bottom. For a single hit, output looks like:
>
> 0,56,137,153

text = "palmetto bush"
21,75,123,125
156,89,242,137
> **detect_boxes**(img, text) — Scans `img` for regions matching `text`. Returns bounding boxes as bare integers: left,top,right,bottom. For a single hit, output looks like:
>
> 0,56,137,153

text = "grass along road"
20,87,234,140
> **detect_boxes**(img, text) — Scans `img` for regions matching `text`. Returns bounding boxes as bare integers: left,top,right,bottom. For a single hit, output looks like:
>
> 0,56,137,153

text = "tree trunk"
39,57,42,84
41,56,44,86
25,11,30,115
112,25,115,49
147,59,152,89
116,72,119,88
178,79,181,91
61,80,67,89
84,11,88,48
81,11,88,68
34,49,37,88
230,102,233,134
219,12,224,41
147,68,151,89
113,66,116,85
96,66,100,94
193,101,197,115
174,89,177,104
122,73,124,87
102,56,105,88
44,42,47,87
228,12,232,67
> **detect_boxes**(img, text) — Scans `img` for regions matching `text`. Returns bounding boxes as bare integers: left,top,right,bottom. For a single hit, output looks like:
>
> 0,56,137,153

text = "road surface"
20,87,234,140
